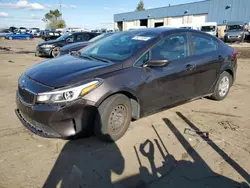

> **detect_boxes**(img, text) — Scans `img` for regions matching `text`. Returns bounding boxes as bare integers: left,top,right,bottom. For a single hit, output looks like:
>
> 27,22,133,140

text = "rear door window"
191,34,218,55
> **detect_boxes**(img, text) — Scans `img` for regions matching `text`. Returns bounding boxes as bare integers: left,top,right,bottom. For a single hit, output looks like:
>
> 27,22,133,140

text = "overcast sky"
0,0,203,29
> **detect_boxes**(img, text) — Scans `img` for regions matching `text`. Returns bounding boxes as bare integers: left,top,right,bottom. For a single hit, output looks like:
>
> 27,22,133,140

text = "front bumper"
36,46,52,57
226,35,243,42
15,93,97,138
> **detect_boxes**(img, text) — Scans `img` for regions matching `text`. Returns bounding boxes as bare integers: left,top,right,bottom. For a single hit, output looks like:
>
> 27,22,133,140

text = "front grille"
18,87,35,105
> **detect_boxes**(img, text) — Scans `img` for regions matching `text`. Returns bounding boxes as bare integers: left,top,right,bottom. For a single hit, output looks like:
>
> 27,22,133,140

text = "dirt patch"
235,47,250,59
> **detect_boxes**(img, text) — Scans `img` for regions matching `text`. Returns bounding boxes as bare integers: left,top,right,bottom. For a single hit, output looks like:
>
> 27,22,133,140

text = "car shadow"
43,112,250,188
43,137,125,188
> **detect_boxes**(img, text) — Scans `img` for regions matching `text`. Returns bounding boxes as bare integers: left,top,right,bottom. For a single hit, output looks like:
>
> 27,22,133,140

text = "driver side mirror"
143,60,169,67
66,38,73,43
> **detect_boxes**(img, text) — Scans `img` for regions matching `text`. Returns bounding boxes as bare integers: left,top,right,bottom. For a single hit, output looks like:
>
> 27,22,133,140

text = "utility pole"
59,0,62,20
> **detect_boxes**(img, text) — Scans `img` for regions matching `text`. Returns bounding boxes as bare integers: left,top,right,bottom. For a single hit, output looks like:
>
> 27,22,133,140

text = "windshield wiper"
78,54,95,61
89,55,111,63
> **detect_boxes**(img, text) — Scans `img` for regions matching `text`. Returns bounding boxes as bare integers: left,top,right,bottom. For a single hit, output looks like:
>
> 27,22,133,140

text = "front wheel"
211,72,232,101
26,37,30,40
51,47,60,57
8,36,13,40
94,94,132,142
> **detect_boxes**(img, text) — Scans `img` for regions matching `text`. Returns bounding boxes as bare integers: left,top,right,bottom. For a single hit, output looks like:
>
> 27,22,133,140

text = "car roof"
71,31,93,34
122,27,200,35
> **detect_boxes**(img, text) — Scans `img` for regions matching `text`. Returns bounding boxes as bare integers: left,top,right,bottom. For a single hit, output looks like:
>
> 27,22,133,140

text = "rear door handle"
185,64,196,71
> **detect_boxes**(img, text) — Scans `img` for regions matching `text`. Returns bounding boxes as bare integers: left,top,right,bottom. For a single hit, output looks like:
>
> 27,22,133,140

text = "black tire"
94,94,132,142
211,71,232,101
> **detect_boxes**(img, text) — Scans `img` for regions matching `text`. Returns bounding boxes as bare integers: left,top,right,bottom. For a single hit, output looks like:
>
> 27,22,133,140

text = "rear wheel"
94,94,132,142
26,37,30,40
51,47,60,57
9,36,12,40
211,72,232,101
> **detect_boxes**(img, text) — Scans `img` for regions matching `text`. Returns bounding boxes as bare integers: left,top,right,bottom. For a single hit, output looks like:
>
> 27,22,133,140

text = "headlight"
41,44,54,48
37,80,100,103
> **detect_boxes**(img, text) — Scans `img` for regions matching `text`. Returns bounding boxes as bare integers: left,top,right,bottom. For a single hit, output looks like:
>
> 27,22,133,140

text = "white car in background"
30,28,41,37
200,22,218,36
179,24,200,30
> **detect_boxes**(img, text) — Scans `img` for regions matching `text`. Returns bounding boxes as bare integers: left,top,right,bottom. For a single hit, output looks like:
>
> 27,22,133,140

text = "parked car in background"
16,28,237,141
5,31,33,40
9,26,17,33
224,21,245,42
60,32,114,56
0,29,12,38
200,22,218,37
41,30,61,41
36,32,100,57
179,24,200,30
30,28,41,37
19,27,28,33
244,22,250,41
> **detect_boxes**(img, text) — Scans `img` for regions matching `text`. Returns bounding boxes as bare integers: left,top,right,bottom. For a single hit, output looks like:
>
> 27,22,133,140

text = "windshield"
228,25,243,31
201,26,216,32
89,33,112,43
56,33,70,41
80,31,157,62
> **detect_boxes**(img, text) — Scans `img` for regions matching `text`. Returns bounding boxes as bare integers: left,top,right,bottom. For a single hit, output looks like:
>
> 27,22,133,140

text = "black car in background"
16,28,237,142
41,30,61,41
36,32,100,57
9,26,17,33
60,32,114,56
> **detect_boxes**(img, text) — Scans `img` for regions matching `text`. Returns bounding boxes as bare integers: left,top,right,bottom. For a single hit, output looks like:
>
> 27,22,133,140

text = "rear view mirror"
143,60,169,67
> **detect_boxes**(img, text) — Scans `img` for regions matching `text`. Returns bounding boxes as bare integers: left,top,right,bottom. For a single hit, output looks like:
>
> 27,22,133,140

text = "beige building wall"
122,22,127,31
183,15,193,24
147,19,154,28
135,20,140,26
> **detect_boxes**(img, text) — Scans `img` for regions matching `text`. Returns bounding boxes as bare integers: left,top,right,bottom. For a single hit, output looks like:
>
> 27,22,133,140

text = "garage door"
171,17,183,25
126,21,135,30
193,14,207,25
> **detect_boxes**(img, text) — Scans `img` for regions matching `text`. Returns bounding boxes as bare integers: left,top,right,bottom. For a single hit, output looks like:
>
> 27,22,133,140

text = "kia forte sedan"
15,28,237,142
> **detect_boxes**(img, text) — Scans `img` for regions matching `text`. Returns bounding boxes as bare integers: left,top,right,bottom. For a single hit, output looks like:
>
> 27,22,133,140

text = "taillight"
232,49,238,58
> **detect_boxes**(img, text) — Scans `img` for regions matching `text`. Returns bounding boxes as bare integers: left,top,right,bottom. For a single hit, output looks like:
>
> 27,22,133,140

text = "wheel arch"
221,68,234,84
96,89,140,120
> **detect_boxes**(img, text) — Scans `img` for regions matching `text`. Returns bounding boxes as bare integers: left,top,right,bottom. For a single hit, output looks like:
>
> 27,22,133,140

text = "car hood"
38,39,62,46
61,41,91,51
25,54,121,88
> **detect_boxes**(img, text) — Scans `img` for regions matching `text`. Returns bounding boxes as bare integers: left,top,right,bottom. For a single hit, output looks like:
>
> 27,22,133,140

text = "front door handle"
185,64,195,71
